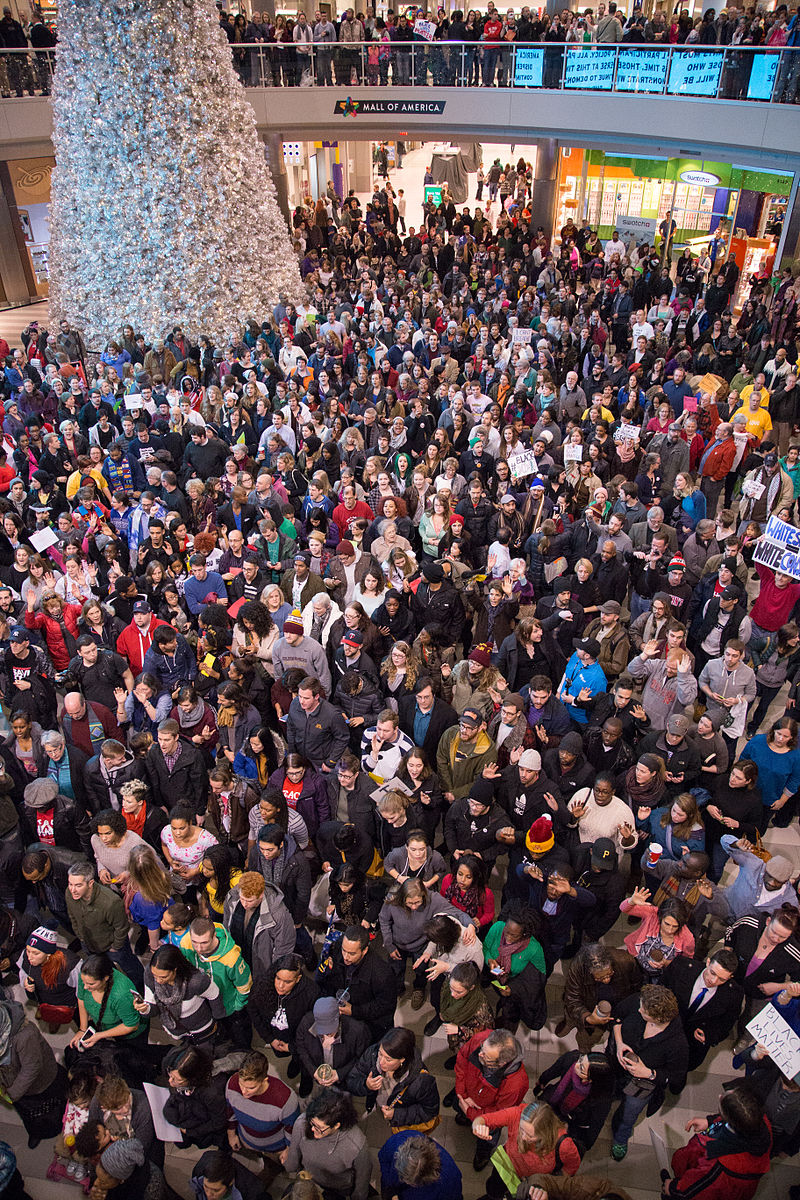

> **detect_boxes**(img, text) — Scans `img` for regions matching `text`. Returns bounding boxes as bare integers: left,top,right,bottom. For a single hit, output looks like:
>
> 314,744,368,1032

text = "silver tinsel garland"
48,0,304,347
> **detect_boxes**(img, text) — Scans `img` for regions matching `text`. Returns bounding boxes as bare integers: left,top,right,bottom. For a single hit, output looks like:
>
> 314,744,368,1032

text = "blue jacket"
663,377,694,417
142,634,197,689
557,653,607,725
719,834,797,920
640,805,705,862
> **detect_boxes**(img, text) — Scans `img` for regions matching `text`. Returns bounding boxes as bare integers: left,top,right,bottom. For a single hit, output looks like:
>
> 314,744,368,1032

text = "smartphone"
79,1025,96,1048
130,988,143,1004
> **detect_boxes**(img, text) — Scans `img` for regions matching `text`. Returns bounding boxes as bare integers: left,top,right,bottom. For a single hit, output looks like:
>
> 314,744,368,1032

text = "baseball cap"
132,600,151,614
591,838,617,871
9,628,29,643
342,630,364,648
720,585,739,601
764,452,779,468
574,637,601,659
667,714,690,737
312,996,341,1036
459,707,483,729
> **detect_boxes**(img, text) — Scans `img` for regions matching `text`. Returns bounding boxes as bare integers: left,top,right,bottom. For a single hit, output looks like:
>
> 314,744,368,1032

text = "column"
528,138,558,239
263,133,292,226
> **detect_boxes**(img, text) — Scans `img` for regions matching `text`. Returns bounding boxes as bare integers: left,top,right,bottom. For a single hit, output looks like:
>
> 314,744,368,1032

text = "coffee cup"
594,1000,612,1020
646,842,663,868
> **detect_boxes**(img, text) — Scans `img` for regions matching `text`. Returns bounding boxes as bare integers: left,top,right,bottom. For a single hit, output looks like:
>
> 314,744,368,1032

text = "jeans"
748,682,780,734
388,947,428,993
612,1088,652,1146
109,941,144,992
629,590,652,622
483,48,497,85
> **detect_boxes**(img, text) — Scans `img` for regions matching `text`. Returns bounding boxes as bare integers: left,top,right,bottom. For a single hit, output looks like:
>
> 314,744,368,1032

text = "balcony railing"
1,43,798,104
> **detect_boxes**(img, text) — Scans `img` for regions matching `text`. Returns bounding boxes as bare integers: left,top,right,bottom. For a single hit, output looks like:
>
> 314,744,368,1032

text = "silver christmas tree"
48,0,303,347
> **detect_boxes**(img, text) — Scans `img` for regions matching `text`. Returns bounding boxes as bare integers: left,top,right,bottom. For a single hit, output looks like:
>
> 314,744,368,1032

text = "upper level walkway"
1,43,799,170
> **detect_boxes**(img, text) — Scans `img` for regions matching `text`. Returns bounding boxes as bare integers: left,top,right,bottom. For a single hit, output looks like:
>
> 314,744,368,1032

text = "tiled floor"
6,814,798,1200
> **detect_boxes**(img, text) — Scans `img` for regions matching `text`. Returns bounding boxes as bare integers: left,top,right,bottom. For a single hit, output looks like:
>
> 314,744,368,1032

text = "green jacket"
483,920,546,977
66,881,130,953
179,923,252,1014
436,727,497,799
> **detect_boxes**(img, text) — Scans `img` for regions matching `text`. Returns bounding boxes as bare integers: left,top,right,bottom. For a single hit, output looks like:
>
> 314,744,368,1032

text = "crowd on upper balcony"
1,3,799,97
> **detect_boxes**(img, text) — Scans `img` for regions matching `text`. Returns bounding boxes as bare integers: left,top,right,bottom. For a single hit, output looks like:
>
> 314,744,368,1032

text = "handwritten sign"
747,1003,800,1082
564,46,616,91
614,424,641,443
508,449,538,481
563,444,583,464
753,514,800,581
667,50,723,97
413,18,436,41
514,46,544,88
616,48,669,93
512,327,533,345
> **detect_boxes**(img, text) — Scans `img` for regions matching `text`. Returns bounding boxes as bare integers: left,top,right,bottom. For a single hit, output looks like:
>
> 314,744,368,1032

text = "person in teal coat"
483,905,547,1031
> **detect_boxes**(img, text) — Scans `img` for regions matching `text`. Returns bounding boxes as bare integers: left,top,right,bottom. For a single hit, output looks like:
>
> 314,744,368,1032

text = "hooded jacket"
84,750,148,815
294,1010,371,1085
223,881,296,981
0,997,60,1101
454,1028,528,1120
245,834,312,926
436,727,497,800
668,1115,771,1200
22,777,91,854
116,613,169,675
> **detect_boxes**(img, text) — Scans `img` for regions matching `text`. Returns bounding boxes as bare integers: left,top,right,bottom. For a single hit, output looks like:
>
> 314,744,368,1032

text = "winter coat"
285,697,350,775
84,750,148,814
24,603,81,671
294,1011,371,1084
454,1029,528,1120
347,1045,440,1129
268,766,331,838
144,738,209,814
223,883,297,980
317,942,398,1040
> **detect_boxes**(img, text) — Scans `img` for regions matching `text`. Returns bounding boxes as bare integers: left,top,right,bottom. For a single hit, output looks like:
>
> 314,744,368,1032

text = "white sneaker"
72,1164,88,1181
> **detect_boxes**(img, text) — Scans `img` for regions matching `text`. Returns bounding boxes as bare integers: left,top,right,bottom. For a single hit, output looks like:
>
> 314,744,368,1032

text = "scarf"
217,701,236,728
48,752,74,801
498,930,529,975
549,1063,590,1116
440,979,486,1026
624,764,665,810
443,878,482,919
176,698,206,729
106,455,134,493
125,803,147,838
64,708,105,756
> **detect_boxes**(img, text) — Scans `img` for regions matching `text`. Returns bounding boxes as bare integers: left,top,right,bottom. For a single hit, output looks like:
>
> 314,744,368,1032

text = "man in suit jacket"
663,948,743,1075
398,677,458,763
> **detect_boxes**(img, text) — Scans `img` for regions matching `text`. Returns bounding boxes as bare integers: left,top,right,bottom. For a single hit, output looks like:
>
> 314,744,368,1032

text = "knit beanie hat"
525,814,555,855
468,646,492,668
283,611,305,637
668,554,686,573
27,927,58,955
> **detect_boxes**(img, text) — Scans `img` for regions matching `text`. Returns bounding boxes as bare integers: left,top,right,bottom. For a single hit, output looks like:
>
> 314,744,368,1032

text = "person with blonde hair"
126,843,172,951
472,1098,581,1188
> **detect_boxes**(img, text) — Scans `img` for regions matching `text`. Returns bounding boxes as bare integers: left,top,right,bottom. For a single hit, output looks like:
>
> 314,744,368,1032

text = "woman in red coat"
473,1099,581,1195
667,1082,772,1200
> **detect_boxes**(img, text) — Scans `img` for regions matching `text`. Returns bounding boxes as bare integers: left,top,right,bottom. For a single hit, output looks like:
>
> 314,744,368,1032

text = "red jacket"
669,1119,772,1200
699,435,737,482
454,1029,528,1121
24,604,82,670
116,615,168,676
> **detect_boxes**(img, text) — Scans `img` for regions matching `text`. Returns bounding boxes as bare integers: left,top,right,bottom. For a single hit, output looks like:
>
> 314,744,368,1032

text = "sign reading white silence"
564,46,616,90
753,514,800,581
514,46,544,87
615,49,669,93
667,50,723,96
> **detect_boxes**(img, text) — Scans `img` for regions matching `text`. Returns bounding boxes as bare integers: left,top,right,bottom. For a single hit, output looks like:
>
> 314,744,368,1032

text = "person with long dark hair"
347,1027,440,1134
162,1045,228,1149
136,944,225,1046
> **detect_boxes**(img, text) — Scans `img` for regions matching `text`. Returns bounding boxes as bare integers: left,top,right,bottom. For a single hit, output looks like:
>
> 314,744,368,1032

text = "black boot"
423,1015,441,1036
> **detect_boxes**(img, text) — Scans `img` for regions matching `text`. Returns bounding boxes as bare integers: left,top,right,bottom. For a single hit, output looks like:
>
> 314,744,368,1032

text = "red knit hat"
468,646,492,668
525,814,554,855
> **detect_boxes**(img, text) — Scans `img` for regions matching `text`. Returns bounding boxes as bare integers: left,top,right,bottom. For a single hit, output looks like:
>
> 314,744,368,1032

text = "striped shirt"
225,1073,299,1154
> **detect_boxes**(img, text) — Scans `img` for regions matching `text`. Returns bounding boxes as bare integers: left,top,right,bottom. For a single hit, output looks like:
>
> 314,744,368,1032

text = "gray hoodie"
223,882,296,980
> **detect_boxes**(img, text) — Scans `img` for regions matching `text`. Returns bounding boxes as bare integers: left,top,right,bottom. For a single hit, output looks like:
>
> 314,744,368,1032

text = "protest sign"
508,449,538,481
614,424,641,443
511,327,533,345
747,1003,800,1083
564,46,616,90
514,46,544,88
563,444,583,463
414,18,436,41
667,50,723,96
616,48,669,93
753,514,800,581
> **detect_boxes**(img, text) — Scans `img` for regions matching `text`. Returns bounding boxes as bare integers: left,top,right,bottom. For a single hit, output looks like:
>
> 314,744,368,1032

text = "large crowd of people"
0,80,800,1200
1,5,799,99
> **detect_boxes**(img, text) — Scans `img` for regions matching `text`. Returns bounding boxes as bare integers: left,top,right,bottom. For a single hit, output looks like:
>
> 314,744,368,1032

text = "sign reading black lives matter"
753,515,800,581
334,99,446,114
